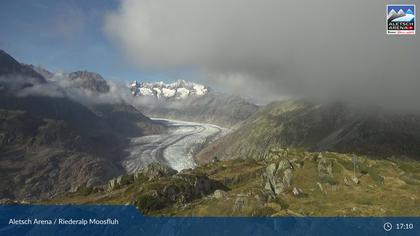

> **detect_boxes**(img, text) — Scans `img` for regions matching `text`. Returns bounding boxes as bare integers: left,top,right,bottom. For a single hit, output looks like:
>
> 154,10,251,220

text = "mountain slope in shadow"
0,49,163,200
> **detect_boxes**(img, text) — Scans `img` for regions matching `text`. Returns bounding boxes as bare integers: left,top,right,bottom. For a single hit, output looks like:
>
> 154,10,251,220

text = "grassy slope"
42,148,420,216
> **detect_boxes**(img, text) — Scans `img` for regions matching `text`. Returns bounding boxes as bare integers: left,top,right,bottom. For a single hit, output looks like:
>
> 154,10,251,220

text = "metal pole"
352,155,356,178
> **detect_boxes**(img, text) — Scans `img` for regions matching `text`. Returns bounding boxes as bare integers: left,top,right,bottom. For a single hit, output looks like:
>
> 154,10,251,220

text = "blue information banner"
0,205,418,236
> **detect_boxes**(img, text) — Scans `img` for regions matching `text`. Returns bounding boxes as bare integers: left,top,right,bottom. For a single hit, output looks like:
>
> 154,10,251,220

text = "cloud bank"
8,72,167,109
105,0,420,112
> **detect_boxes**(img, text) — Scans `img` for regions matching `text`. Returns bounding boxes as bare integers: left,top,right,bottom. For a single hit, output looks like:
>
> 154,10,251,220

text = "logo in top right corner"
387,4,416,35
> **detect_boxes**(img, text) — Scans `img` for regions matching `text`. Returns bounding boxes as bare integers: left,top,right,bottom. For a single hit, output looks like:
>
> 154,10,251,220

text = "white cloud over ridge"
105,0,420,112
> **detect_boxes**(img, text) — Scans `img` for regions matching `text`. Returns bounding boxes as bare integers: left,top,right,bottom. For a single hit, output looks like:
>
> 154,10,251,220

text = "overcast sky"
1,0,420,111
105,0,420,111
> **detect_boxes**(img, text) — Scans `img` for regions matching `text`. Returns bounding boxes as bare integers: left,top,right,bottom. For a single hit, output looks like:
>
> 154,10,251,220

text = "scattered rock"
343,177,351,186
0,199,14,204
292,187,304,197
150,190,159,198
312,152,323,162
232,197,246,212
212,156,219,163
351,176,360,184
317,182,324,193
0,199,29,204
253,192,269,205
291,158,304,168
213,190,228,199
299,208,306,215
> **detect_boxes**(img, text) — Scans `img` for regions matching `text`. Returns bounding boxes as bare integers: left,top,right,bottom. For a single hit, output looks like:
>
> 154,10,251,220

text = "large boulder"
213,189,228,199
263,160,294,195
292,187,304,197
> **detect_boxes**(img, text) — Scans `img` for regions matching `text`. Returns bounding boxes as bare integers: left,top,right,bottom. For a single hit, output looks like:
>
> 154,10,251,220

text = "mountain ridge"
131,80,258,127
196,100,420,164
130,79,208,100
0,49,164,200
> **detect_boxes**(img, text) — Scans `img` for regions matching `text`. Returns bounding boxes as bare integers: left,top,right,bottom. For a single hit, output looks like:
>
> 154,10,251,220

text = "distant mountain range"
130,80,258,127
130,80,208,100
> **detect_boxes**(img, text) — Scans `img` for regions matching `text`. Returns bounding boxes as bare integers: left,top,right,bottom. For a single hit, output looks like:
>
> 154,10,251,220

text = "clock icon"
384,222,393,232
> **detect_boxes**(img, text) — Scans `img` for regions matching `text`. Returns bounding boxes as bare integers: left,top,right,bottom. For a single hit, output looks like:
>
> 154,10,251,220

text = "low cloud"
10,72,163,109
104,0,420,112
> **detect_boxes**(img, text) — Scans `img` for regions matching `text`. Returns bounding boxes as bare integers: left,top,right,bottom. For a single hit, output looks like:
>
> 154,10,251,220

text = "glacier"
122,118,228,172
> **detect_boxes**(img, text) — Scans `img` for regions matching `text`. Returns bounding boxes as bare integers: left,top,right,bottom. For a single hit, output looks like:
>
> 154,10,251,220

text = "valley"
2,48,420,217
122,118,227,173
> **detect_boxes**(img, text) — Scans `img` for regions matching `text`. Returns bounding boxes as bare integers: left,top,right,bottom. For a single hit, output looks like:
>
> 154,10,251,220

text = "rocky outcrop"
106,163,178,191
213,190,228,199
317,154,333,178
265,148,289,160
139,162,177,181
171,173,217,199
351,176,360,184
292,187,305,197
232,196,247,213
133,172,228,213
107,176,123,191
263,160,294,196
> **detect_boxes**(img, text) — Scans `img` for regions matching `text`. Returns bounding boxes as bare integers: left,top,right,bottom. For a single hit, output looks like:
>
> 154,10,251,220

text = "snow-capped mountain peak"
130,79,209,99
